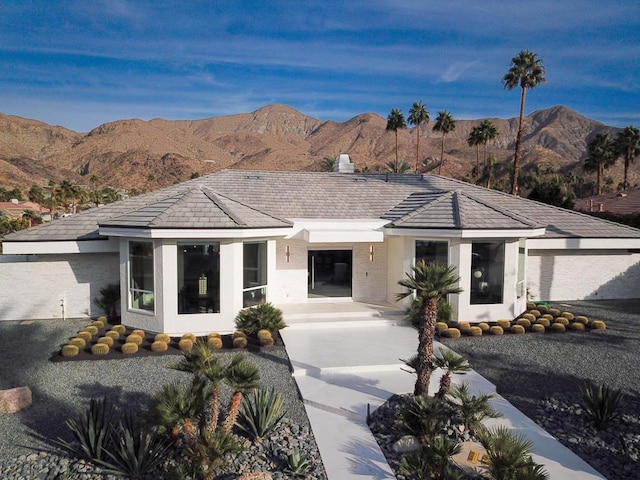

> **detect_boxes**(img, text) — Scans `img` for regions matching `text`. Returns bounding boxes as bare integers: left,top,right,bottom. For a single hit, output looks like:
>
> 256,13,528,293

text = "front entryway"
308,250,352,298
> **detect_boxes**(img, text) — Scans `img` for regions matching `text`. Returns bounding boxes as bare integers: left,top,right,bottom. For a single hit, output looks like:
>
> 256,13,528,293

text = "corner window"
470,241,504,305
178,243,220,314
243,241,267,307
416,240,448,266
129,241,154,312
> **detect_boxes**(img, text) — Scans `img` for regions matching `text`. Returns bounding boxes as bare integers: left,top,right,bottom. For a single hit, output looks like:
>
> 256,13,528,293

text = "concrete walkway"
280,302,606,480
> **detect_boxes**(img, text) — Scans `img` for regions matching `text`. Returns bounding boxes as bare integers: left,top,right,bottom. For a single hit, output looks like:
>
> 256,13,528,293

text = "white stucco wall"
527,249,640,301
0,253,119,321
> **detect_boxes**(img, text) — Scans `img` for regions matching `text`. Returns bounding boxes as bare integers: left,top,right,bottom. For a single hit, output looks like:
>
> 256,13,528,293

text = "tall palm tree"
408,101,430,173
432,348,471,399
386,108,407,170
614,126,640,190
468,126,483,171
478,119,500,165
396,261,462,396
584,133,616,195
503,50,546,196
433,111,456,175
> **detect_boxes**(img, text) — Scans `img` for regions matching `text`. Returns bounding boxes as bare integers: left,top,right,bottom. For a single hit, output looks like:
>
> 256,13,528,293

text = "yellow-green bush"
106,330,120,340
531,324,545,333
91,343,110,355
548,308,561,317
181,333,197,343
84,325,99,336
121,342,139,354
510,325,525,334
521,313,535,323
97,336,114,347
208,337,223,350
550,323,566,333
496,319,511,329
178,339,194,351
91,320,105,329
151,341,169,352
232,331,247,340
259,335,275,346
468,326,483,337
126,334,143,346
257,329,272,339
536,318,551,327
68,337,86,349
554,317,570,326
489,326,504,336
529,309,541,317
154,333,171,343
516,318,531,328
233,336,248,348
570,322,586,331
591,320,606,330
435,322,449,334
457,321,471,331
77,330,93,342
575,316,589,325
442,328,461,339
478,322,490,332
561,312,574,321
62,344,79,357
97,316,108,323
131,329,145,338
111,325,126,335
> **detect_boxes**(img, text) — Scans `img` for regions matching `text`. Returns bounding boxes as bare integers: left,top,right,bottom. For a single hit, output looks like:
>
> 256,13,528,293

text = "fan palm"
584,133,616,195
615,125,640,190
468,126,483,171
478,119,499,165
386,108,407,169
385,159,412,173
503,50,546,196
397,261,462,396
448,381,501,434
408,101,430,173
322,155,338,172
222,354,260,432
433,111,456,175
433,349,472,399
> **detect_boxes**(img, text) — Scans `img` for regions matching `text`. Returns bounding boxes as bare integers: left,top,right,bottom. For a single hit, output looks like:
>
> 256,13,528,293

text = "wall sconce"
369,245,374,262
285,245,291,263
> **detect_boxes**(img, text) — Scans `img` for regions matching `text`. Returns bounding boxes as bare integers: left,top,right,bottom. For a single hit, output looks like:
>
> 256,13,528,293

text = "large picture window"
243,241,267,307
129,241,154,312
415,240,448,266
178,243,220,314
470,241,504,304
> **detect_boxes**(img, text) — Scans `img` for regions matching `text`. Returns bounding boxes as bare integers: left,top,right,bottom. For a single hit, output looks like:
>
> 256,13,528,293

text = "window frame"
128,240,155,313
243,241,268,307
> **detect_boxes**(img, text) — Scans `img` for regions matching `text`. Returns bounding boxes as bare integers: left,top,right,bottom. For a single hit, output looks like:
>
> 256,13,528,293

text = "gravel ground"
0,318,326,479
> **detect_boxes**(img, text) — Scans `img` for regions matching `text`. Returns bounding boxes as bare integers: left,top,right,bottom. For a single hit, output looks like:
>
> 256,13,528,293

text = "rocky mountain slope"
0,104,626,194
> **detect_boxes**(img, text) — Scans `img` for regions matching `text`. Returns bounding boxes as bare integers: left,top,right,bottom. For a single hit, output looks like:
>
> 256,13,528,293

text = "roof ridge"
457,190,540,228
199,186,247,227
206,188,292,226
391,191,456,226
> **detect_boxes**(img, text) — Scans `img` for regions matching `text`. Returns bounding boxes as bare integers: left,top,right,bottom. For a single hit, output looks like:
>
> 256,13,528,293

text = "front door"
308,250,352,298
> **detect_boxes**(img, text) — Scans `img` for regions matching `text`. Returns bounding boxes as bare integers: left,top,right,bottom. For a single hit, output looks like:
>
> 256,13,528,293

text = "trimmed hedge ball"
542,314,554,321
529,309,541,317
489,326,504,336
121,342,139,354
233,336,248,348
106,330,120,340
457,321,471,331
531,324,545,333
151,341,169,352
178,339,194,351
181,333,197,343
536,305,549,313
591,320,606,330
62,344,79,357
257,329,272,340
496,319,512,329
154,333,171,343
550,323,566,333
97,336,114,347
442,328,461,339
536,318,551,327
561,312,574,321
91,343,110,355
478,322,490,332
468,326,483,337
521,313,535,323
207,337,223,350
575,316,589,325
435,322,449,334
510,325,525,334
84,325,99,336
570,322,586,331
126,334,144,346
516,318,531,328
111,325,126,335
259,335,275,346
68,337,86,349
77,330,93,342
232,331,247,340
554,317,570,326
548,308,561,317
131,329,145,338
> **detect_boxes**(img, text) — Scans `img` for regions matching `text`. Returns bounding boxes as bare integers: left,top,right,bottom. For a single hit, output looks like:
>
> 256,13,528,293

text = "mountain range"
0,104,626,194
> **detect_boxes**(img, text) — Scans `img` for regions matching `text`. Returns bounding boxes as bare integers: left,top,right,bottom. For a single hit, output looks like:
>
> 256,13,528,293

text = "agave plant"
448,381,501,434
283,448,314,478
580,382,623,430
238,386,287,440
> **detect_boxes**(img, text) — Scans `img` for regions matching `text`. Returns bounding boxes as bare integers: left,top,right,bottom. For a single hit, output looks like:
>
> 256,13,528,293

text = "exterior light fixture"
369,245,374,262
285,245,291,263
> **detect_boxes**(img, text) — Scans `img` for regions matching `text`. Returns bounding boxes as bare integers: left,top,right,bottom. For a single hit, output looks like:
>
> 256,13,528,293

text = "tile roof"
575,189,640,215
4,170,640,242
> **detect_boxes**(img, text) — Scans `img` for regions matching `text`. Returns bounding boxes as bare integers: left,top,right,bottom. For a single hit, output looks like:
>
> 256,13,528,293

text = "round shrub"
126,334,143,346
61,344,79,357
435,322,449,334
91,320,105,329
554,317,569,326
489,326,504,336
207,337,223,350
496,319,511,329
84,325,99,336
526,302,536,310
131,329,145,338
257,330,272,343
550,323,566,333
442,328,461,339
97,336,114,347
516,318,531,329
575,316,589,325
478,322,490,332
178,339,194,351
521,313,535,323
180,333,196,343
468,326,483,337
529,309,541,318
97,316,108,323
531,324,545,333
151,341,169,352
570,322,586,331
591,320,607,330
457,321,471,331
121,342,139,354
536,304,549,313
259,335,275,346
77,330,93,342
541,313,554,320
235,302,286,335
106,330,120,340
536,318,551,327
91,343,110,355
208,332,221,339
232,331,247,340
68,337,86,349
510,325,525,334
111,325,126,335
561,312,574,321
233,336,248,348
154,333,171,343
548,308,561,317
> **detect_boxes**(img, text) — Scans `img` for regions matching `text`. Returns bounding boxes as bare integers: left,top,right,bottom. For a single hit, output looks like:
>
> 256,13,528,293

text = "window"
129,241,154,311
178,243,220,314
517,239,526,298
243,241,267,307
415,240,448,266
470,241,504,305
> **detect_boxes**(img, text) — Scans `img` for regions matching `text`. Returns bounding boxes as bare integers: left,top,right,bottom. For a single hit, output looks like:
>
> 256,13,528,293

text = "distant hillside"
0,104,627,194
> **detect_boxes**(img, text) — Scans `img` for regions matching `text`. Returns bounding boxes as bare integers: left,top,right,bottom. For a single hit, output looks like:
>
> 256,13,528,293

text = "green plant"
575,315,589,325
235,302,287,335
402,394,452,442
68,337,86,348
570,322,586,331
85,325,99,336
548,308,561,317
478,322,490,331
154,333,170,343
238,386,287,440
94,283,120,320
496,319,511,329
111,325,126,335
531,324,545,333
91,343,110,355
528,309,541,317
145,380,210,435
208,332,221,339
489,326,504,335
97,336,114,347
442,328,461,339
467,326,483,336
457,321,471,330
151,341,168,352
561,312,574,320
433,349,471,400
541,313,553,321
62,344,80,357
516,318,531,328
449,382,501,434
550,323,565,333
581,383,623,430
97,315,108,323
91,320,105,329
131,329,145,338
591,320,606,330
77,330,93,342
121,342,138,354
510,325,525,334
283,448,314,478
126,334,143,345
233,336,248,348
232,330,247,339
536,318,550,327
521,313,535,322
178,338,194,351
208,336,223,349
536,304,549,314
181,332,197,343
259,335,274,347
554,316,569,326
106,330,120,340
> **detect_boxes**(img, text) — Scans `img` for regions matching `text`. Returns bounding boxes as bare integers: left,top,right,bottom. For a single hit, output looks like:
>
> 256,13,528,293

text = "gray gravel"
0,318,326,479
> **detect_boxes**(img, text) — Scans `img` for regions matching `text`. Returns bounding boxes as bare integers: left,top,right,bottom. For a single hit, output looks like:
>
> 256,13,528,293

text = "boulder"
238,473,273,480
0,386,32,413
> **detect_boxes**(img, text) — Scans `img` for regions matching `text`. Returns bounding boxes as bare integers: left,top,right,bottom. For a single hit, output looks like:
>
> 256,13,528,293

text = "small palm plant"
448,381,501,434
222,353,261,432
580,382,623,430
432,349,472,399
235,302,286,335
402,394,453,444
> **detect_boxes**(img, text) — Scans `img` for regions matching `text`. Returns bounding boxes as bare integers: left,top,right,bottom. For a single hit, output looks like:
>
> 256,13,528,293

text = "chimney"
335,153,354,174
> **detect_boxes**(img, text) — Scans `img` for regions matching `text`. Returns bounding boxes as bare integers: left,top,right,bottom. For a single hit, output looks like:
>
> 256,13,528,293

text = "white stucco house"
2,162,640,335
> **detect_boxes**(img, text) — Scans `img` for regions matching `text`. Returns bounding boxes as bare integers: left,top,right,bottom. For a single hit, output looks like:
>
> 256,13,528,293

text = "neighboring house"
575,188,640,215
2,160,640,334
0,200,50,222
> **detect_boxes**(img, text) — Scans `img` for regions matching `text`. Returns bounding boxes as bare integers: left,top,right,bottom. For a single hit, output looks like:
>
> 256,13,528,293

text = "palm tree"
478,119,500,165
321,155,339,172
503,50,546,196
385,159,412,173
468,126,483,171
448,381,501,434
432,349,471,399
222,354,260,432
386,108,407,170
408,101,430,173
433,111,456,175
397,261,462,396
614,126,640,190
584,133,616,195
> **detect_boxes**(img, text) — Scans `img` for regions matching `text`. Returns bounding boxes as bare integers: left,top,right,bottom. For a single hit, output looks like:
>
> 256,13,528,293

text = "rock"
238,473,273,480
392,435,421,453
0,386,32,413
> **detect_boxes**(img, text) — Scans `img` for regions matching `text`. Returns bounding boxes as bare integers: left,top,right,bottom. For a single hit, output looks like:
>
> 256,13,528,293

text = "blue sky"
0,0,638,132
